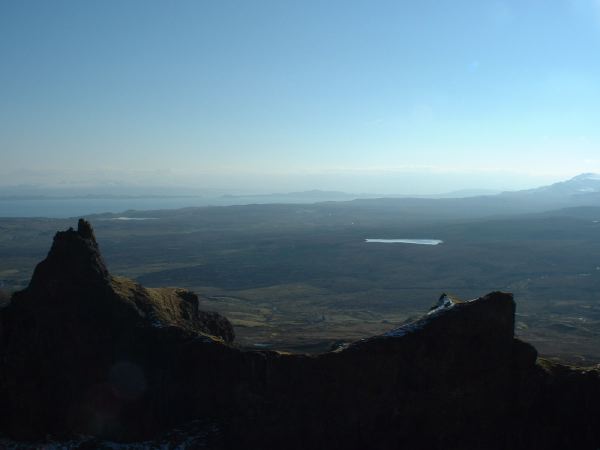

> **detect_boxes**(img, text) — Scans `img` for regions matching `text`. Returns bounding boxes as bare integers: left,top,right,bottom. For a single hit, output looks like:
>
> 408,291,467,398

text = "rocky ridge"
0,220,599,449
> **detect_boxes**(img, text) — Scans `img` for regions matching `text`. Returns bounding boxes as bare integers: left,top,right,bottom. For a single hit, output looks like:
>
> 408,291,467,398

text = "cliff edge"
0,221,599,450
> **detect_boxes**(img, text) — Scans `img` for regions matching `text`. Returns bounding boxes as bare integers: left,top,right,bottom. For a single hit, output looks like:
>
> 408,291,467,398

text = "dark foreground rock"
1,220,599,450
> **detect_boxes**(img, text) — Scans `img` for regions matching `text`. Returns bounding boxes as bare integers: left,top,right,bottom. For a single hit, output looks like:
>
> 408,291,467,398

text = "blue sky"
1,1,600,194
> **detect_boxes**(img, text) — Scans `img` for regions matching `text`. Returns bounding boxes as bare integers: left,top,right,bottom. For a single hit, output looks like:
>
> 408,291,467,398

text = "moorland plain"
2,192,600,364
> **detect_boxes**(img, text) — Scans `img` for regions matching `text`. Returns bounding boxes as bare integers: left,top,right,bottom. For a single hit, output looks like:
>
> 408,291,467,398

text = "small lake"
365,239,443,245
100,217,159,221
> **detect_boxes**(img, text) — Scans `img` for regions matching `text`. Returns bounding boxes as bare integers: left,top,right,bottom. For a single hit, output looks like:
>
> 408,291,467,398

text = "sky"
1,0,600,194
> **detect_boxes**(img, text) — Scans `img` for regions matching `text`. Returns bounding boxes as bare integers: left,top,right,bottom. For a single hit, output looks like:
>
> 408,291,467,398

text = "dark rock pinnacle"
27,218,109,294
77,217,96,241
0,222,599,450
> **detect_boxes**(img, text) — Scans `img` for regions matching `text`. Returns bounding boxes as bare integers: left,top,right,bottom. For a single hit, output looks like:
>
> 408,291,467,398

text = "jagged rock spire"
77,218,96,241
2,222,598,449
27,218,109,293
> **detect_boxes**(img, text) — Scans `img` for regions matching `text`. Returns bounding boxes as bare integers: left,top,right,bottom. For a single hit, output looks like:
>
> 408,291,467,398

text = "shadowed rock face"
1,221,600,450
0,220,234,440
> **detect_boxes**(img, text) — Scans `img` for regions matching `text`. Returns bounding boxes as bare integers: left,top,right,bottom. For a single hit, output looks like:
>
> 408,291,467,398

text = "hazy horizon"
0,168,582,198
2,1,600,195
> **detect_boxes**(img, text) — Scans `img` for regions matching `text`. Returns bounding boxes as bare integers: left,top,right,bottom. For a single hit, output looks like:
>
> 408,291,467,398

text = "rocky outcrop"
1,220,599,449
0,220,234,441
0,289,9,308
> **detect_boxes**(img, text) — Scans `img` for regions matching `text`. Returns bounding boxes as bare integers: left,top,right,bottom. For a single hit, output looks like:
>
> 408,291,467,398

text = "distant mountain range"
2,173,600,219
215,174,600,204
1,174,598,202
502,173,600,198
